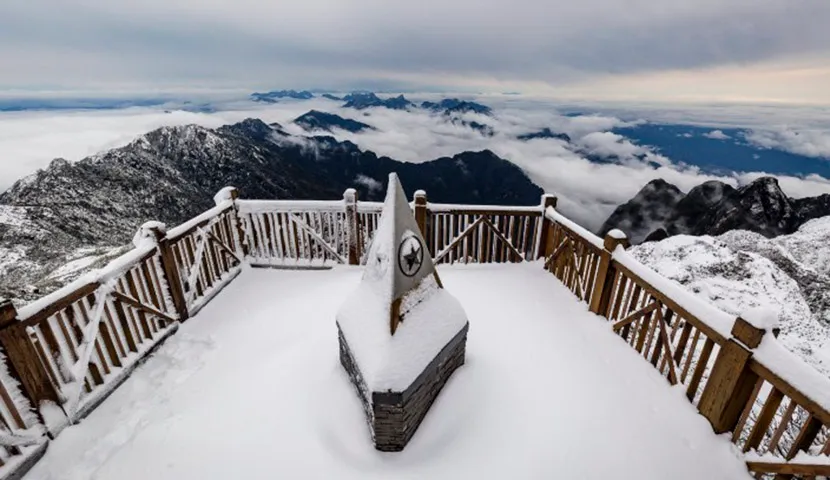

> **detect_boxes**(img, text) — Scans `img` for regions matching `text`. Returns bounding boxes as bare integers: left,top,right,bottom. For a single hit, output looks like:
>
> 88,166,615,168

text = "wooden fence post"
414,190,428,238
0,300,61,420
344,188,361,265
150,226,189,322
589,230,628,316
698,317,773,433
535,194,558,261
227,187,249,257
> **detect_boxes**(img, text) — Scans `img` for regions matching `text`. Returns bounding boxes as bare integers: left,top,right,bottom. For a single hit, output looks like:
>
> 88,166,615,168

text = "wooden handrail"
538,207,830,476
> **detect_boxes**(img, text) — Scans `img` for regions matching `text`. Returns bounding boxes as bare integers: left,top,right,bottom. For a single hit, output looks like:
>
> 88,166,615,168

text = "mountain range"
0,118,542,301
421,99,492,116
599,177,830,244
342,93,414,110
250,90,315,102
293,110,374,133
517,128,571,142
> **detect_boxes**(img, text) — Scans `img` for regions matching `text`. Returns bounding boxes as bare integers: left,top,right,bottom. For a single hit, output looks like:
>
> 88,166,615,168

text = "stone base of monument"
338,323,469,452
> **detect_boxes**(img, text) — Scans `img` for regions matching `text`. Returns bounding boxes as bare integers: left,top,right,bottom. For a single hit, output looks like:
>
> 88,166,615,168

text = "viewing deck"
23,265,749,479
0,187,828,479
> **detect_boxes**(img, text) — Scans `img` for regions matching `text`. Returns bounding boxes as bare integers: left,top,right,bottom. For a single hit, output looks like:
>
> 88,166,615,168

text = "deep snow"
23,264,750,480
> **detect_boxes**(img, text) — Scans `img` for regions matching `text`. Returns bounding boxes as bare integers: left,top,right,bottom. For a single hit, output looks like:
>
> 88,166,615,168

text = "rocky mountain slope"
0,118,542,301
293,110,374,133
601,177,830,243
630,219,830,376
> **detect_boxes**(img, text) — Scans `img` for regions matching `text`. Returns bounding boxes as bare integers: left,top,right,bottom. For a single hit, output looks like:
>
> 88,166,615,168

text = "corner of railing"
343,188,361,265
0,299,61,427
588,229,629,316
413,190,428,238
535,194,558,260
698,310,779,434
142,222,189,322
217,186,249,259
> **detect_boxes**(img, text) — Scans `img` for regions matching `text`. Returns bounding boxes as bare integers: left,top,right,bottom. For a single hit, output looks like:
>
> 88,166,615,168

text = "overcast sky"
2,0,830,103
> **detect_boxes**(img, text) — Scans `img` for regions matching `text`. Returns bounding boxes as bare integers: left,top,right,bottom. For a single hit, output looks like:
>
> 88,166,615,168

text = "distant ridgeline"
600,177,830,244
0,118,542,299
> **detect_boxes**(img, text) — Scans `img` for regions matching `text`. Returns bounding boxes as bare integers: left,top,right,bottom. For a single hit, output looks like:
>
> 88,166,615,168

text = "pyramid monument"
336,173,470,452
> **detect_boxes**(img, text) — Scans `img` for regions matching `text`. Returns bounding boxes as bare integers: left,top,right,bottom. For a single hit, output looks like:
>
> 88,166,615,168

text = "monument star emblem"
398,236,424,277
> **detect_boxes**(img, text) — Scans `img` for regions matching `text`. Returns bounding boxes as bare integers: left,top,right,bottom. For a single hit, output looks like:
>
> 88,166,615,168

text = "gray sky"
2,0,830,102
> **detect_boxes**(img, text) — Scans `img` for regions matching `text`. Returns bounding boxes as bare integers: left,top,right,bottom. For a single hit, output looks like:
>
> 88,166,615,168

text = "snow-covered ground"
630,221,830,377
23,264,750,480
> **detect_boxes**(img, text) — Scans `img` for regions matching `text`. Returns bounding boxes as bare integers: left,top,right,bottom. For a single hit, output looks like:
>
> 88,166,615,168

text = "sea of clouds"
1,95,830,230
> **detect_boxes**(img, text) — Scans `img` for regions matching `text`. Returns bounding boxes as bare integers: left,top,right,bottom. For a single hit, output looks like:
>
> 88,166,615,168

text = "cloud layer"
5,98,830,231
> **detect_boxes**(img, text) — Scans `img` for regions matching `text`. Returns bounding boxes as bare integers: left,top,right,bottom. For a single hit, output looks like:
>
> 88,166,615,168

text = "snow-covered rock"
630,228,830,376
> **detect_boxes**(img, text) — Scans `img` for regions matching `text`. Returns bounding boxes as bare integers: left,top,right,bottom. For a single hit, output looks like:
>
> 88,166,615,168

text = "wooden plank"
747,461,830,476
54,312,79,362
30,330,62,393
157,238,188,321
124,272,153,340
87,362,104,386
287,213,345,263
749,360,830,427
427,208,540,216
613,301,659,331
111,291,176,326
613,261,727,346
674,321,693,364
656,308,679,384
166,205,234,241
140,261,162,311
481,216,524,262
112,298,138,353
434,216,486,264
731,376,763,444
687,337,714,402
783,415,822,460
0,323,62,407
608,271,627,320
681,328,701,384
698,339,759,433
768,399,797,455
743,386,784,452
0,383,26,430
19,282,99,327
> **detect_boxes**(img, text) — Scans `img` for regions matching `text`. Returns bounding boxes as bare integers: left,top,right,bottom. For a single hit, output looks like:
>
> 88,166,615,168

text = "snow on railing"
235,191,549,268
538,204,830,477
0,187,246,479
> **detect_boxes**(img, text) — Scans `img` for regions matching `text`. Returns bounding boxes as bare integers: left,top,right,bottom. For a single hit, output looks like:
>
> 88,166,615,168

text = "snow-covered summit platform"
23,264,750,480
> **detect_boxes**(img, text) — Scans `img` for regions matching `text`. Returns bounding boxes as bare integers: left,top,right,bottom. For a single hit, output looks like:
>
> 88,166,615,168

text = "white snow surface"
22,264,750,480
338,275,468,392
630,233,830,376
741,307,780,331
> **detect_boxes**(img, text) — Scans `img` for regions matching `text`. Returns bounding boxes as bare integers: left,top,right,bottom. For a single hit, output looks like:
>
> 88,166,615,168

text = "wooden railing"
539,205,830,478
0,187,244,478
420,194,549,265
236,189,552,267
1,187,829,479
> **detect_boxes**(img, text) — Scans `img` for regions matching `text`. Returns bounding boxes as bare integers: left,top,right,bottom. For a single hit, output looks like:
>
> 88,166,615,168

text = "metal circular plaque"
397,236,424,277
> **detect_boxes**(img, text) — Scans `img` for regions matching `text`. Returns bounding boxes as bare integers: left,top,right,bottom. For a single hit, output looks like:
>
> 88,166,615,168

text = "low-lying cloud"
2,97,830,232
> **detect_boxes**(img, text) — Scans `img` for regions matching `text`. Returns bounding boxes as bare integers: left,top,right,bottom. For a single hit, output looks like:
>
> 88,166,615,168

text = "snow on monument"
336,173,470,452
